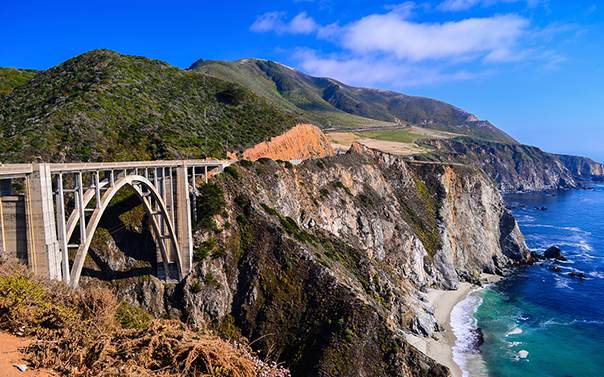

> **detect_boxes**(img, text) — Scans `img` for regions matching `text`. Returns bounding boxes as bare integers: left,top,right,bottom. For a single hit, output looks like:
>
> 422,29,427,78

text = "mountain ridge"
191,57,518,144
0,50,297,162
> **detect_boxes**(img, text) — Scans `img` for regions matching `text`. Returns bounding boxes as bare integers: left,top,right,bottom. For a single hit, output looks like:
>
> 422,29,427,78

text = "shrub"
118,204,145,232
239,159,254,168
224,165,241,179
194,237,217,261
197,182,226,228
190,280,203,294
204,272,222,289
0,260,288,376
115,301,151,330
215,84,247,105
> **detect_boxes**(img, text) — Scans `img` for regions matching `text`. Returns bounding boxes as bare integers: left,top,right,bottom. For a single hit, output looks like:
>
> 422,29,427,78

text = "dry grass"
0,260,289,377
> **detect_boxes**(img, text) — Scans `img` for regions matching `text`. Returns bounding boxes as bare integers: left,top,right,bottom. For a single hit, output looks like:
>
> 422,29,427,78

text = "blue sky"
1,0,603,160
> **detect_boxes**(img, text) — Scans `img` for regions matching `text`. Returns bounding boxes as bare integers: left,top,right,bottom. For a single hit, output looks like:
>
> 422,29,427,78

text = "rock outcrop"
242,123,334,161
544,246,567,261
174,143,529,376
557,154,604,178
85,144,529,376
418,138,576,192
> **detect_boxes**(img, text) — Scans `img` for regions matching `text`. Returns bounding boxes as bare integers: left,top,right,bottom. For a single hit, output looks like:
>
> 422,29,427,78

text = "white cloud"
295,49,489,87
341,13,529,62
251,11,318,34
438,0,542,12
251,4,569,87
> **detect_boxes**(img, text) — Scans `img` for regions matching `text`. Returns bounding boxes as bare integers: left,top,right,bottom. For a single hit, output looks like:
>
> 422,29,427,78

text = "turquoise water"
459,183,604,377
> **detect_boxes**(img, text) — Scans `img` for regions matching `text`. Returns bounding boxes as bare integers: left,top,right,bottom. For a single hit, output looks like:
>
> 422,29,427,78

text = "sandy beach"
406,274,502,377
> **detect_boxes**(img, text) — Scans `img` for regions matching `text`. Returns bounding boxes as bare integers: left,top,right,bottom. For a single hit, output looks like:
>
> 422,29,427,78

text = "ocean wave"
554,275,573,290
522,224,591,235
515,314,530,322
516,350,529,360
507,341,523,348
450,289,490,377
588,271,604,279
540,318,604,328
516,214,536,223
505,327,523,337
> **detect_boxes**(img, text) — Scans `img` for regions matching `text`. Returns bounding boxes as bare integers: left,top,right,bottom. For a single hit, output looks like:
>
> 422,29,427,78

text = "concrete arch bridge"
0,160,229,287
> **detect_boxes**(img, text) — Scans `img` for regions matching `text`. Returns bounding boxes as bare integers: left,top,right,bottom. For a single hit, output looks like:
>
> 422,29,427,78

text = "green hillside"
0,50,297,162
190,59,393,129
0,67,37,97
192,58,517,144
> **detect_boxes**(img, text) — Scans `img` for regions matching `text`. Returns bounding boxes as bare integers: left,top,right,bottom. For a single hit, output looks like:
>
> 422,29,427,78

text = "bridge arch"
68,174,182,288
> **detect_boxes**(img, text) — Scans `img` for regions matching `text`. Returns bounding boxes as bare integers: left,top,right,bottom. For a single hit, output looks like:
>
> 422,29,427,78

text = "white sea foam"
554,275,572,290
588,271,604,279
517,350,529,359
450,289,489,377
522,224,589,235
561,226,590,234
506,327,523,337
515,314,529,321
516,214,536,223
542,318,604,327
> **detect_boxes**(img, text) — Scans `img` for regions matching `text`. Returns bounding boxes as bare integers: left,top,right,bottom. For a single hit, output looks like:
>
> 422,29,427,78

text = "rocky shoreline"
406,273,502,377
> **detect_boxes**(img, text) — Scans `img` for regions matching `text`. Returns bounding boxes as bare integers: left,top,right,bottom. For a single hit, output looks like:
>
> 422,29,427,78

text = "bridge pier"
176,165,193,275
26,164,62,280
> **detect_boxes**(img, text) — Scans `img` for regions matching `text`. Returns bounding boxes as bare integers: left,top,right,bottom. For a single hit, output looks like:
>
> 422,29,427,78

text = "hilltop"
191,58,517,144
0,50,297,162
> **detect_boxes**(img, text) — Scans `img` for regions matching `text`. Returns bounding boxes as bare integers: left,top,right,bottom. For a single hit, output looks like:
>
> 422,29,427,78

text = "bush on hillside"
0,260,290,377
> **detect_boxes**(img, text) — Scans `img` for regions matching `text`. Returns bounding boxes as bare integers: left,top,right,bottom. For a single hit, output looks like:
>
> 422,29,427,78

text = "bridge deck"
0,159,230,177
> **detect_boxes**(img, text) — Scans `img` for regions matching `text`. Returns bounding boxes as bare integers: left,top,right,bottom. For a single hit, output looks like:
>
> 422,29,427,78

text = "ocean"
452,183,604,377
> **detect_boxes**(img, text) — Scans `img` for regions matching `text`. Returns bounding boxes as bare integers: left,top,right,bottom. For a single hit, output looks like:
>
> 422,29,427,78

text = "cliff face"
172,144,528,376
419,138,577,192
557,154,604,178
242,123,334,161
84,144,529,376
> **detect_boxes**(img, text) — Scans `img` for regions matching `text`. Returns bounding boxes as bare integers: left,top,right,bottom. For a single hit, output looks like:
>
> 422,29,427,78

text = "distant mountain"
557,154,604,178
0,50,296,162
191,58,517,144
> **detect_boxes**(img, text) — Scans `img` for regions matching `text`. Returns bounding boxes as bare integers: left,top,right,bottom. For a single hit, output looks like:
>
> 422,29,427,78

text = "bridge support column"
176,164,193,276
26,164,61,280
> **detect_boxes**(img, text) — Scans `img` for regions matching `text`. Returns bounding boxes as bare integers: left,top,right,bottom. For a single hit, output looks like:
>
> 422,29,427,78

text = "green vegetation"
194,58,517,143
118,203,145,231
334,181,351,195
399,175,443,259
258,202,370,291
260,203,314,244
115,301,152,330
203,272,222,289
0,50,297,163
190,279,203,294
0,261,280,376
191,59,385,130
196,182,226,228
0,67,36,97
223,165,241,179
194,237,217,261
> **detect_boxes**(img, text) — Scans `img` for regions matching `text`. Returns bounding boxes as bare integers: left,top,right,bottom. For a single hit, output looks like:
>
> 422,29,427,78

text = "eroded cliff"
557,154,604,178
242,123,334,161
82,144,529,376
179,144,527,376
418,138,577,192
